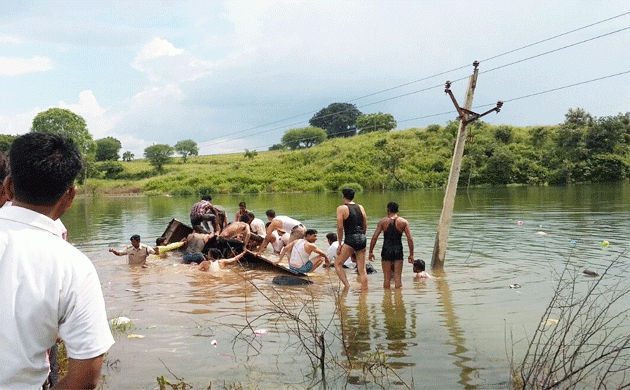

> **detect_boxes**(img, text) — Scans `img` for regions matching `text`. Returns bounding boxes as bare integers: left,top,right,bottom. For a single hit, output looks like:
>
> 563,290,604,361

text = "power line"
197,14,630,150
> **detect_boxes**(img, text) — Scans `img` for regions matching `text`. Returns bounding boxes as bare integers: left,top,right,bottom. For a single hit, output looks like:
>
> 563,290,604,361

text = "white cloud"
0,56,53,76
0,35,22,44
58,90,122,139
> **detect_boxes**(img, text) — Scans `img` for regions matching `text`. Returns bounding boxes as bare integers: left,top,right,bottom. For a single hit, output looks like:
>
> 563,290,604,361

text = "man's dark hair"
9,133,82,206
326,232,337,242
387,201,399,213
201,195,212,201
247,211,255,219
240,214,250,223
0,151,8,183
265,222,271,228
239,201,246,207
266,209,276,218
342,188,355,200
156,237,167,246
305,229,317,236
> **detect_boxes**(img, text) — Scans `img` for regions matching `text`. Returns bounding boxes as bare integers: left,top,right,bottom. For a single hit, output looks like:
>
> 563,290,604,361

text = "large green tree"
174,139,199,163
122,151,134,161
281,127,327,150
356,112,397,134
144,144,174,172
31,108,95,156
309,103,362,138
95,136,122,161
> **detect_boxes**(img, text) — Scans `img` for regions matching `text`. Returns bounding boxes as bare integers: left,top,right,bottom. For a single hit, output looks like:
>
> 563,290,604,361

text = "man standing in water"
368,202,414,289
0,133,114,389
335,188,369,290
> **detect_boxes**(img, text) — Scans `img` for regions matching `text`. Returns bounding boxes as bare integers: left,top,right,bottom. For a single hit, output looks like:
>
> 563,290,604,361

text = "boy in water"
413,259,432,279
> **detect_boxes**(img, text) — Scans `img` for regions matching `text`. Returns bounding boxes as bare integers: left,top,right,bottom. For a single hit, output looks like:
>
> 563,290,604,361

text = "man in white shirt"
0,133,114,389
326,232,354,269
276,229,329,273
247,211,266,237
258,209,306,254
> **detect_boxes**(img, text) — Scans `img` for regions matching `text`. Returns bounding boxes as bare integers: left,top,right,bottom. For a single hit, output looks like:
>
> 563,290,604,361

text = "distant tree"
174,139,198,163
309,103,362,138
31,108,95,157
244,149,258,159
122,151,134,161
95,161,124,179
144,144,173,172
281,127,327,150
95,137,122,161
564,107,594,129
0,134,17,151
268,144,285,151
356,112,397,134
494,125,513,144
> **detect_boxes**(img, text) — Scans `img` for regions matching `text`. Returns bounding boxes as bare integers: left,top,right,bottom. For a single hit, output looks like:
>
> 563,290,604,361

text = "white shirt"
271,230,288,254
328,241,355,268
250,217,266,236
0,205,114,389
275,215,301,231
289,239,310,268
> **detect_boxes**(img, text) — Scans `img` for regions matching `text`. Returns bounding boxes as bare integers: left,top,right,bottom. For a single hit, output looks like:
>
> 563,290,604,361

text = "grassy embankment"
84,121,562,196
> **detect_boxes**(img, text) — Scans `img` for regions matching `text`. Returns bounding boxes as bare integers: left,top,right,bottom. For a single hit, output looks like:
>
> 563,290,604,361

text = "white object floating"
535,231,547,236
542,318,559,326
509,284,521,289
111,316,131,325
254,329,268,335
211,339,218,346
125,288,140,293
127,334,145,339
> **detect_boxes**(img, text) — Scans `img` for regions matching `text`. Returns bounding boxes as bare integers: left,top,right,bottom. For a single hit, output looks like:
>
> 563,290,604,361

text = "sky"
0,1,629,157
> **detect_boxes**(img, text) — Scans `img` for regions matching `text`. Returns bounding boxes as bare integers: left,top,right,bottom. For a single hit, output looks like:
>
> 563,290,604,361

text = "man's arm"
276,240,296,264
402,219,414,262
336,206,346,256
368,220,384,261
242,224,251,247
109,247,126,256
306,243,329,266
52,355,104,390
258,219,279,253
220,250,246,265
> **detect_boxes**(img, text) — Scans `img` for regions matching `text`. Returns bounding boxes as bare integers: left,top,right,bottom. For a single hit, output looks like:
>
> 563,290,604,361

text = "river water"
61,184,630,389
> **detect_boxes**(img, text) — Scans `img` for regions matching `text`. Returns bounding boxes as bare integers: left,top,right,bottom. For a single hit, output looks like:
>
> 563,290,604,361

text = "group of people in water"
110,187,431,290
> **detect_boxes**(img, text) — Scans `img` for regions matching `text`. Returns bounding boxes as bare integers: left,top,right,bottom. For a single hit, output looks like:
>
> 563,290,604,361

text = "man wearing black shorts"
368,202,414,289
335,188,368,290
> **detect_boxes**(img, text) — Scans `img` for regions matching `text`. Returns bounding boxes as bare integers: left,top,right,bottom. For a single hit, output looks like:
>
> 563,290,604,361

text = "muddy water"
61,184,630,389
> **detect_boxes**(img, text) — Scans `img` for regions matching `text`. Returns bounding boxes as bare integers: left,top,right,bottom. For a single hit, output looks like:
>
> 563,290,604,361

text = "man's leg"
355,248,368,290
382,260,393,289
335,245,354,289
393,260,404,289
310,255,325,271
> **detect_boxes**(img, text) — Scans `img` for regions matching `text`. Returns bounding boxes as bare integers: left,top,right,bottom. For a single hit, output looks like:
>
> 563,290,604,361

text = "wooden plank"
240,250,307,277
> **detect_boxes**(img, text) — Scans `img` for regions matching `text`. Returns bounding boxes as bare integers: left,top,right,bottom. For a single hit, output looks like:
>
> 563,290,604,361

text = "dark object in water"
583,269,599,277
357,262,377,274
240,250,307,276
510,284,521,289
272,275,313,286
161,219,193,243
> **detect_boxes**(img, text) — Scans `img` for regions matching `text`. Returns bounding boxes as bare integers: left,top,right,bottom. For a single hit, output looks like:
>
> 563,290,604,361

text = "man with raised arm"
335,188,369,290
0,133,114,389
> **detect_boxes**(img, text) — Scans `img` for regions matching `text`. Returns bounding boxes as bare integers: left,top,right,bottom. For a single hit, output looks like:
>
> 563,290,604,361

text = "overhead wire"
195,12,630,151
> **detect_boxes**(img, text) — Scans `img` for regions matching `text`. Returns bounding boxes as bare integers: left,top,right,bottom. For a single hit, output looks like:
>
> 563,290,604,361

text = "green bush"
170,187,194,196
338,182,363,193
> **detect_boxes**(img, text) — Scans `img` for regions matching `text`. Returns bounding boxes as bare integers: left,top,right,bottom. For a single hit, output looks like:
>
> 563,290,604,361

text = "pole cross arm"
445,81,503,125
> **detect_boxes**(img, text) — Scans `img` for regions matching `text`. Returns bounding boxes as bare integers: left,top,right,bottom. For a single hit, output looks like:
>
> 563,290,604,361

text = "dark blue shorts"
344,233,366,252
290,260,314,274
183,253,205,264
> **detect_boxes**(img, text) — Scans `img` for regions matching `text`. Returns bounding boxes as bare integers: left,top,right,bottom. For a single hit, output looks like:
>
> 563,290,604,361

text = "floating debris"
254,329,268,335
509,284,521,289
517,221,524,226
110,316,131,326
125,288,139,293
569,240,577,247
601,240,610,248
536,231,547,236
583,269,599,277
211,339,218,347
542,318,559,326
127,334,145,339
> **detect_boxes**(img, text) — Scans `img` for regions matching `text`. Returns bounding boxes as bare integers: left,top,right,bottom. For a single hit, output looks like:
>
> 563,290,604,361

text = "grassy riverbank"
84,112,630,196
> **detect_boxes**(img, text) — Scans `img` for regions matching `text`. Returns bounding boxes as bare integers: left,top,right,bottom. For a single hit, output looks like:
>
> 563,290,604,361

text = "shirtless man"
275,229,329,273
368,201,414,289
335,188,368,290
234,201,249,222
182,226,214,264
257,210,305,253
198,250,246,272
219,215,251,248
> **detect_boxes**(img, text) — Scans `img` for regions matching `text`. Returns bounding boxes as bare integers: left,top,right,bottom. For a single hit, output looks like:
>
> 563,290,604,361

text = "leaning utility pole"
431,61,502,269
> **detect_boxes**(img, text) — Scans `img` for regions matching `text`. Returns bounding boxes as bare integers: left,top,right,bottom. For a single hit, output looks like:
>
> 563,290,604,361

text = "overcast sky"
0,1,628,157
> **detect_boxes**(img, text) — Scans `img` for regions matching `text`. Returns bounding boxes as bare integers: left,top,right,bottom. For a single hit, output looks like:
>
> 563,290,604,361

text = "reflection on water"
57,185,630,388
